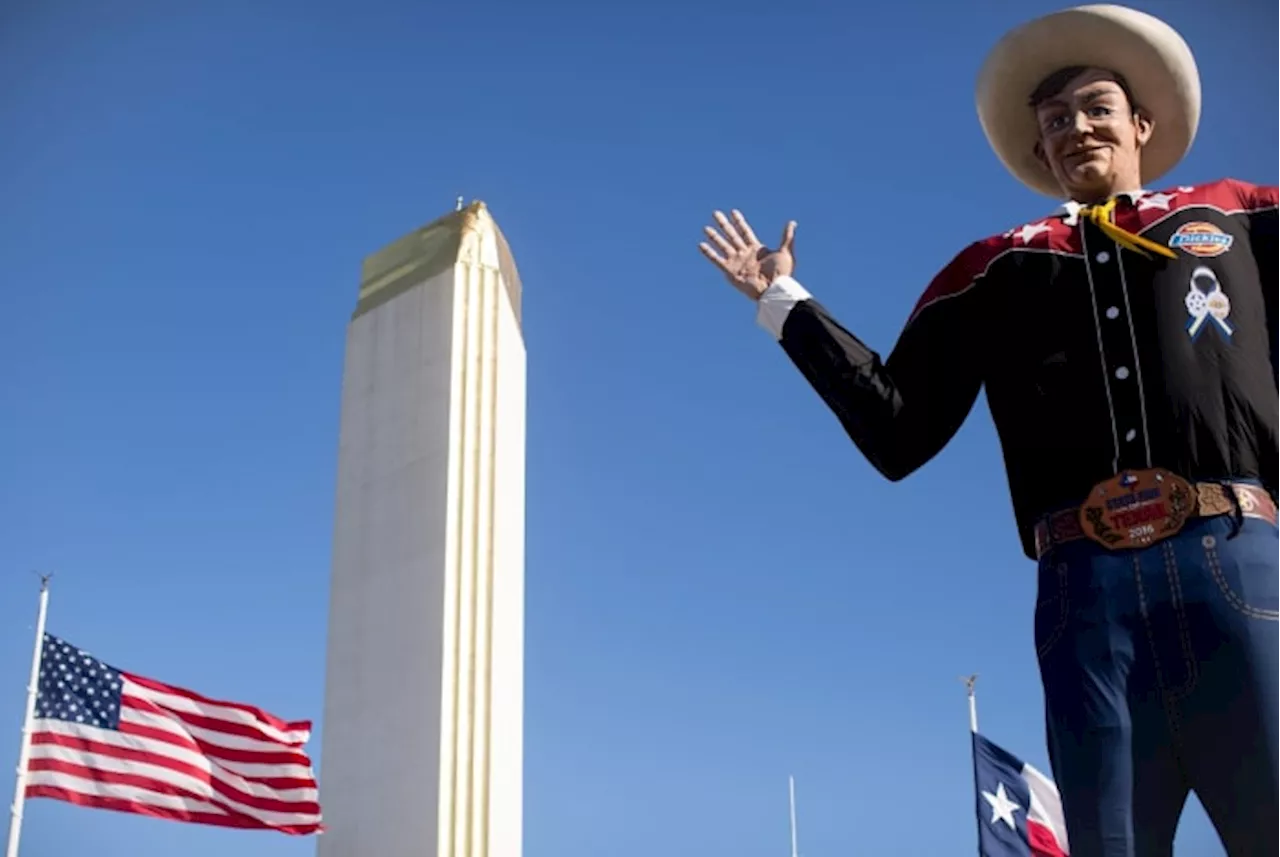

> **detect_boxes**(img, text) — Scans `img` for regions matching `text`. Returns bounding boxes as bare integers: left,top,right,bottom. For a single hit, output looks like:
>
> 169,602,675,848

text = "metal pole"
788,775,799,857
962,674,979,734
6,575,51,857
963,673,982,856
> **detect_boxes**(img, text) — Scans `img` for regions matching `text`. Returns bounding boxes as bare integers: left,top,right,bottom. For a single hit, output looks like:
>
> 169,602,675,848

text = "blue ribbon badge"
1184,266,1233,341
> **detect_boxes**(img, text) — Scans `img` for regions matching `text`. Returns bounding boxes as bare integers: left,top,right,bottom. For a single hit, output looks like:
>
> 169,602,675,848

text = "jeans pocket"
1035,560,1071,660
1201,522,1280,621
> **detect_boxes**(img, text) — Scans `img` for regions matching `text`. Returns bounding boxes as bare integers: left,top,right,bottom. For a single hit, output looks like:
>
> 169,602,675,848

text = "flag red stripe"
28,757,321,821
122,672,310,735
25,730,318,829
117,716,314,768
122,692,307,749
24,785,322,836
29,737,319,813
1028,820,1069,857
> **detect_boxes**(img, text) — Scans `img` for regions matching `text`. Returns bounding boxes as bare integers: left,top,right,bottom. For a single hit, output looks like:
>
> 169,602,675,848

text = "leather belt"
1034,479,1277,560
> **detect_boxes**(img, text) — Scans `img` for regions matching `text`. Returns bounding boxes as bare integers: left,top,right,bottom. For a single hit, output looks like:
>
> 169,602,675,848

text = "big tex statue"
697,5,1277,856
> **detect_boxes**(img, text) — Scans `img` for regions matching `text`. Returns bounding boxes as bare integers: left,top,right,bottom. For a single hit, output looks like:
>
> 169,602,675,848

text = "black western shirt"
757,178,1278,559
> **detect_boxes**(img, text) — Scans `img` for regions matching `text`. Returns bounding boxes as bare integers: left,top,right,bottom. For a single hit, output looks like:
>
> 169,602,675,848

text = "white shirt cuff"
755,275,812,341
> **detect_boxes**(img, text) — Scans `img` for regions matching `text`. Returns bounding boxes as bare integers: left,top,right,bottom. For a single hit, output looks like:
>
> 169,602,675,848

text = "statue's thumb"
781,221,797,252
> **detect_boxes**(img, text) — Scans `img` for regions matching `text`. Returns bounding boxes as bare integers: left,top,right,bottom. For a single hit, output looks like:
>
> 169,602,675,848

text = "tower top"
353,199,522,324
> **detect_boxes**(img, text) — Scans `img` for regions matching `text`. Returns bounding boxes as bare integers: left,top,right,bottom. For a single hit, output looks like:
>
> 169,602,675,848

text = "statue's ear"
1033,140,1050,170
1134,109,1155,148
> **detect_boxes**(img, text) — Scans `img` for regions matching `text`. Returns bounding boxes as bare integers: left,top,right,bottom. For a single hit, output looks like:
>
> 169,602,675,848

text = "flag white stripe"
119,705,311,757
124,680,310,745
28,748,321,827
1022,761,1070,852
33,718,314,781
30,723,318,802
27,769,230,816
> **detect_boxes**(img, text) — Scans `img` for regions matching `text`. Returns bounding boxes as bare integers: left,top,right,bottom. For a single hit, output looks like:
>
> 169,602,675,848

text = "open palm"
698,209,797,300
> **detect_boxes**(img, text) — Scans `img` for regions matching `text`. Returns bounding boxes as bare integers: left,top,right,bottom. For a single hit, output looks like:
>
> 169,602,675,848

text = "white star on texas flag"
983,781,1022,830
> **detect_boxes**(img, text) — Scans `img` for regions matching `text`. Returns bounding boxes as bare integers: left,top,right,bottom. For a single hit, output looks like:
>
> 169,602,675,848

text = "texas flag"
972,732,1069,856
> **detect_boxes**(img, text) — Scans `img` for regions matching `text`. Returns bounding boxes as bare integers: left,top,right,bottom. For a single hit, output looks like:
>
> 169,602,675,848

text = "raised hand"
699,209,797,301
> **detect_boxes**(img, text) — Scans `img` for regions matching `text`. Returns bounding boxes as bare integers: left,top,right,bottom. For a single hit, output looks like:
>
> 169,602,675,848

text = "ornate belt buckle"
1078,468,1196,551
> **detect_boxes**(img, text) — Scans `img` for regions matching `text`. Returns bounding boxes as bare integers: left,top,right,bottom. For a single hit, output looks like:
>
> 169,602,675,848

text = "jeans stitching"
1134,552,1187,748
1161,540,1199,699
1035,562,1070,660
1205,541,1280,620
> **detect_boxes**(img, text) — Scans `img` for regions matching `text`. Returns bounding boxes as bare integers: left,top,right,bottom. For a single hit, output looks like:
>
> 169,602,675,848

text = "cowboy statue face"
1029,66,1155,204
976,4,1201,204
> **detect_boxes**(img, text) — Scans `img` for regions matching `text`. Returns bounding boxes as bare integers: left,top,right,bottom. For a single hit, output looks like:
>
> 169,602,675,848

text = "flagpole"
963,674,982,857
962,674,979,733
788,775,799,857
6,575,51,857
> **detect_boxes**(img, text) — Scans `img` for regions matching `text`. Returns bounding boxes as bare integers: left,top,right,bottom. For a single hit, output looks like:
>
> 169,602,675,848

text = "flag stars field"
36,638,123,730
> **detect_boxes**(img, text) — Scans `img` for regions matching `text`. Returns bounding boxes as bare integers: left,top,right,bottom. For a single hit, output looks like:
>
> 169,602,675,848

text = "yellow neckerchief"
1078,198,1176,259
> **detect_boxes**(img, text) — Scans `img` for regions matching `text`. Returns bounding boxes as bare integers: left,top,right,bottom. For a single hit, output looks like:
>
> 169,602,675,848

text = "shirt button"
1105,306,1120,319
1096,251,1111,263
1124,429,1137,442
1115,366,1130,379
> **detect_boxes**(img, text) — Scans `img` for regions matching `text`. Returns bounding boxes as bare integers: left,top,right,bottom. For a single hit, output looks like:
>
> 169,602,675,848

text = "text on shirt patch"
1168,221,1234,258
1185,266,1233,341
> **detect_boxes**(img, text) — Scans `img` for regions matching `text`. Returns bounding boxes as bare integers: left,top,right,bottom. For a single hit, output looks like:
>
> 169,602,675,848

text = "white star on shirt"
983,782,1022,830
1137,192,1176,211
1178,186,1195,193
1014,222,1051,244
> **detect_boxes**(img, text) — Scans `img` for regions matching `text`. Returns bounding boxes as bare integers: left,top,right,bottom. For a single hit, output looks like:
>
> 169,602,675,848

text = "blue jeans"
1035,513,1279,856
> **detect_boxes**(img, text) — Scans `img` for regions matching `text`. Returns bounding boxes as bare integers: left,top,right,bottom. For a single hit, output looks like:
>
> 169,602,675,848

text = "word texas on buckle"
1078,469,1196,551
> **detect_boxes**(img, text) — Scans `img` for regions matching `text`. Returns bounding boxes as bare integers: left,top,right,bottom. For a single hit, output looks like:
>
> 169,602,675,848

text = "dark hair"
1027,66,1139,111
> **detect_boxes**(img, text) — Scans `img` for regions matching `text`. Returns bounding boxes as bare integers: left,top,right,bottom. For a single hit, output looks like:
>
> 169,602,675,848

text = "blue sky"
1,1,1275,854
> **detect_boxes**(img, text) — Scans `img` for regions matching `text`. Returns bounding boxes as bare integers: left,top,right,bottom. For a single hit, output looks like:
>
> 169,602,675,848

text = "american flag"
24,632,322,835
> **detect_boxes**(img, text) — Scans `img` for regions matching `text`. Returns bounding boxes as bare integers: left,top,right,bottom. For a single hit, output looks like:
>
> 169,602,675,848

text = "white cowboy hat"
975,4,1201,199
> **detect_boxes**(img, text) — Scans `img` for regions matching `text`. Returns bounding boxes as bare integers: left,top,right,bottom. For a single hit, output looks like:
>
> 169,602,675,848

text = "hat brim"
976,4,1201,199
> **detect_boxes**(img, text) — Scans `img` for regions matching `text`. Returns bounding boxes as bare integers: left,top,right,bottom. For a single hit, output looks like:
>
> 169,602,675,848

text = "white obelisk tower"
317,201,525,857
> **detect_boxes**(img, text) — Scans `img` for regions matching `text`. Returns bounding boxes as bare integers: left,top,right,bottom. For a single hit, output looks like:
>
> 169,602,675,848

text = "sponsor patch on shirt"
1168,221,1234,258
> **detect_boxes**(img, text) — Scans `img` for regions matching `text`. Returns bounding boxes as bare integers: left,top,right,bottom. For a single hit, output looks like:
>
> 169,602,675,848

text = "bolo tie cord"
1081,199,1178,260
